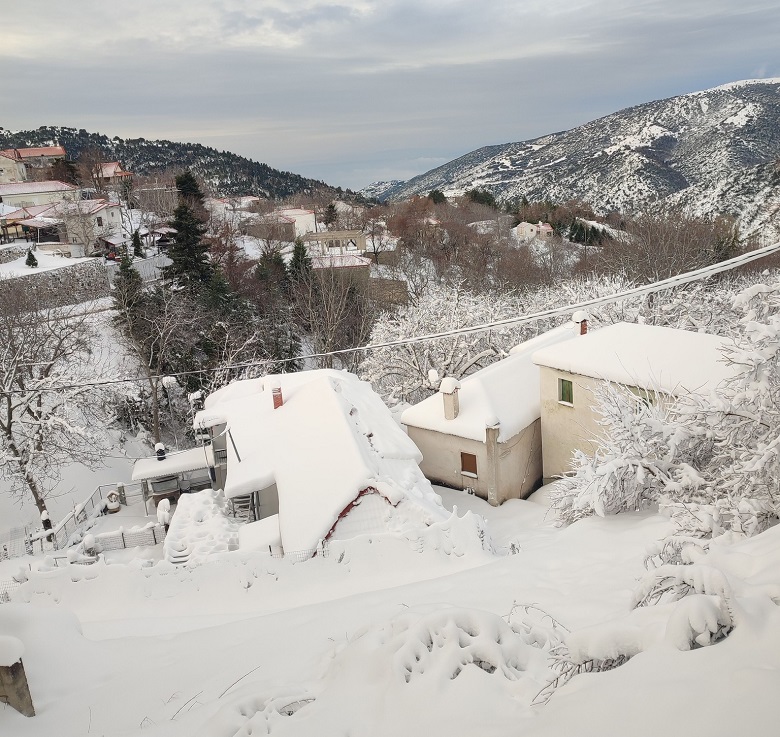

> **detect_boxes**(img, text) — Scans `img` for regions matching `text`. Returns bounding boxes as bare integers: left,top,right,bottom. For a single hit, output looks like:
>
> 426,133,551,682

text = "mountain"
380,79,780,237
0,126,336,199
359,180,406,201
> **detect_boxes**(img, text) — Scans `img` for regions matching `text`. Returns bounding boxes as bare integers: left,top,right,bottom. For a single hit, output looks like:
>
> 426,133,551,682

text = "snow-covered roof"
0,180,78,196
13,146,66,159
194,370,443,554
531,322,737,394
401,322,580,443
99,162,132,178
131,446,210,482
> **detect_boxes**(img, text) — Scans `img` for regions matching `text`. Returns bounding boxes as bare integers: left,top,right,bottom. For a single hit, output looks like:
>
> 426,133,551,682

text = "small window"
558,378,573,405
96,216,103,226
461,452,478,477
629,387,655,407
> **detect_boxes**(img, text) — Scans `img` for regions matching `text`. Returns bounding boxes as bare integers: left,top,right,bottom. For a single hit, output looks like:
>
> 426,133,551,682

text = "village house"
401,317,584,505
253,207,317,242
0,180,80,209
192,370,445,559
512,221,554,242
0,151,27,184
0,146,66,170
531,322,738,482
99,161,133,187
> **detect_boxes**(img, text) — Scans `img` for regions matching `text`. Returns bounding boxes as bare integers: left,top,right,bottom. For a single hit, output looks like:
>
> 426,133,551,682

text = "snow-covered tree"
359,283,534,404
0,279,109,518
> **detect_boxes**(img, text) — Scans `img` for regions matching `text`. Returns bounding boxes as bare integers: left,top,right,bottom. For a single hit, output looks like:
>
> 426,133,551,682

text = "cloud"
2,1,779,188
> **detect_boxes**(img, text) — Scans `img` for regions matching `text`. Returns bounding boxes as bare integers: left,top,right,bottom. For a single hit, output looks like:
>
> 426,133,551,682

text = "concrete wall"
538,367,608,481
0,189,79,208
407,419,543,506
0,158,26,184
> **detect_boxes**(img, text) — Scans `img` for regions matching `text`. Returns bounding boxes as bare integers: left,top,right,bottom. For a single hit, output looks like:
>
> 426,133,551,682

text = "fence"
105,253,172,287
1,480,152,563
51,485,110,550
92,524,166,552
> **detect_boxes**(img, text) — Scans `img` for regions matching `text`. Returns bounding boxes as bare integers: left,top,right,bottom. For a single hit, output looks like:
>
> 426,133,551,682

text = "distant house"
512,221,554,242
531,322,738,482
0,180,80,208
402,318,583,505
9,198,121,254
302,229,367,255
193,370,446,559
254,207,317,242
0,151,27,184
99,161,133,187
1,146,66,170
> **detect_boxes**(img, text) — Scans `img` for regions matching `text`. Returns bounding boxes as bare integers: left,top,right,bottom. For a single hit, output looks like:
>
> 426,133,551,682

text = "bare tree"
291,265,375,370
0,279,109,518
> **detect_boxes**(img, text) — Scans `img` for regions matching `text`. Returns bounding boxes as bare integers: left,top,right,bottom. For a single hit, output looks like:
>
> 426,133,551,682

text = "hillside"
379,79,780,237
0,126,336,199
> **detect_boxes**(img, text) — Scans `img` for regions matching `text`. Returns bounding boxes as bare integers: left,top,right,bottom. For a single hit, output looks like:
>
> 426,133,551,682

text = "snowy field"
2,484,778,736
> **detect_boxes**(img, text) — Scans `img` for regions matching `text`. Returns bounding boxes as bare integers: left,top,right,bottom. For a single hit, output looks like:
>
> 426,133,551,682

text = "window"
629,387,655,407
558,378,573,405
460,452,478,477
96,216,103,226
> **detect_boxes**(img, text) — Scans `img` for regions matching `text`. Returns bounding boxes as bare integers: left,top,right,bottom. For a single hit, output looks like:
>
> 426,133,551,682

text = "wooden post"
0,640,35,717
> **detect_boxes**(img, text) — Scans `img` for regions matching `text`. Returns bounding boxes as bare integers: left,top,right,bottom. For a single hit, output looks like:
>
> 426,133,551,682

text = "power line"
3,241,780,396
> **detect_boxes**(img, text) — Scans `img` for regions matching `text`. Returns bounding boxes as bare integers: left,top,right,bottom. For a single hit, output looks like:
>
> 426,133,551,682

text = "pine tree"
113,252,144,324
25,250,38,268
323,203,338,228
163,170,212,286
132,230,144,259
288,238,312,282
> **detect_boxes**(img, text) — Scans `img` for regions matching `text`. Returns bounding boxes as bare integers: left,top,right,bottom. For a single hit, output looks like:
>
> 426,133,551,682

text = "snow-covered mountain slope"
384,79,780,228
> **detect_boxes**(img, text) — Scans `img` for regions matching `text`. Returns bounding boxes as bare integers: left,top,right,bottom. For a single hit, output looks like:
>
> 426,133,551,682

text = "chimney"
269,378,283,409
572,310,589,335
155,442,166,461
439,377,461,420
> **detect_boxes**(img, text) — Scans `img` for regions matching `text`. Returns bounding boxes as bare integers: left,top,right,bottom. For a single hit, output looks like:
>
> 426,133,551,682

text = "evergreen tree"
132,230,144,259
466,189,497,209
175,171,205,208
163,197,211,285
428,189,447,205
288,238,312,282
323,203,338,228
113,252,144,322
25,250,38,268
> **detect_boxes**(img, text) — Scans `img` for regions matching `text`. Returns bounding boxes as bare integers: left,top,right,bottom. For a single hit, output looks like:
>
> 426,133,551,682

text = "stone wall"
1,258,110,308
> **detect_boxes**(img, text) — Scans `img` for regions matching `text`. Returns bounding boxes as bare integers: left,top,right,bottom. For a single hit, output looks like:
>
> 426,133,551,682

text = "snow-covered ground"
2,481,778,736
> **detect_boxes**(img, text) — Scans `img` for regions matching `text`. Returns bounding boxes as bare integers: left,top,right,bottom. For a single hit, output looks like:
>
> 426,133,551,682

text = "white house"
0,181,80,208
512,221,554,242
194,370,446,559
254,207,317,242
401,318,584,505
531,322,738,481
13,199,121,254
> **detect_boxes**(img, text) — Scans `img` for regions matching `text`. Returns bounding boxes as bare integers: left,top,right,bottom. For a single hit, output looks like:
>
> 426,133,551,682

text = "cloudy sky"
3,1,779,189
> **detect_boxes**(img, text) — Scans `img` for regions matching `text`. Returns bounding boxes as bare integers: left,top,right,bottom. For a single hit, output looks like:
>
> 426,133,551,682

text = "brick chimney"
572,310,589,335
439,377,461,420
269,379,283,409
